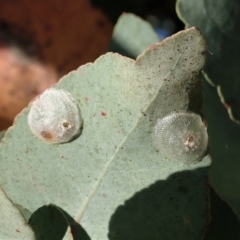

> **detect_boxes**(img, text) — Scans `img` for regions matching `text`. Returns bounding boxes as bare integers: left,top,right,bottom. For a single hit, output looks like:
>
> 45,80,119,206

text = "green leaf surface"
0,28,210,240
176,0,240,119
109,13,160,58
0,187,35,239
203,81,240,217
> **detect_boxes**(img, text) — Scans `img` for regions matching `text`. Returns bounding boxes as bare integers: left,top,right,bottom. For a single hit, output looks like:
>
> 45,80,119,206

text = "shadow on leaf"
109,168,209,240
29,204,91,240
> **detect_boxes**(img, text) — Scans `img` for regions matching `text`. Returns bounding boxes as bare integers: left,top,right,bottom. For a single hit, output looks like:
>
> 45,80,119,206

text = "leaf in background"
176,0,240,120
203,81,240,218
204,187,240,240
176,0,240,221
0,187,35,239
109,13,160,58
0,27,210,240
0,130,6,141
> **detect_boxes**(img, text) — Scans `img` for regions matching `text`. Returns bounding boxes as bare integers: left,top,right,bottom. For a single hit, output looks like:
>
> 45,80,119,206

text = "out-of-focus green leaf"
204,187,240,240
0,187,35,239
176,0,240,223
109,13,160,58
0,130,6,141
203,81,240,217
0,27,210,240
176,0,240,119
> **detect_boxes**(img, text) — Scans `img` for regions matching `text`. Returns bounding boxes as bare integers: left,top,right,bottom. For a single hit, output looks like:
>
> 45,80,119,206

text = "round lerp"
154,111,208,163
28,88,83,144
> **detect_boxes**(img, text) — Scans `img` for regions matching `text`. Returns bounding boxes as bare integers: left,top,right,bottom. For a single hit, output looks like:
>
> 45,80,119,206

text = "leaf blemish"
85,96,89,103
149,44,156,50
101,111,107,117
102,193,108,198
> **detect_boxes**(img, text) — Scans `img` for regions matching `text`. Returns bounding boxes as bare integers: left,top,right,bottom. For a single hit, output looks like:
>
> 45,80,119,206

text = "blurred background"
0,0,183,130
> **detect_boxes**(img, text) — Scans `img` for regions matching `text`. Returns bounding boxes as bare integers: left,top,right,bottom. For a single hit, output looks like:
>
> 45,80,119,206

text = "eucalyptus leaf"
176,0,240,219
109,13,240,236
0,187,35,239
204,187,240,239
203,81,240,217
0,28,210,240
176,0,240,119
0,130,6,142
109,13,160,58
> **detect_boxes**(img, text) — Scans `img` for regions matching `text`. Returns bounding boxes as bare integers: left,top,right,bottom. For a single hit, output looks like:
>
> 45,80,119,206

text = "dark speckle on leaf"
101,111,107,117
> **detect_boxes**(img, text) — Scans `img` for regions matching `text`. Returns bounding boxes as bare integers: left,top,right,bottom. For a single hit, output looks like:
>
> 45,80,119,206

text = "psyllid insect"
154,111,208,163
28,88,83,144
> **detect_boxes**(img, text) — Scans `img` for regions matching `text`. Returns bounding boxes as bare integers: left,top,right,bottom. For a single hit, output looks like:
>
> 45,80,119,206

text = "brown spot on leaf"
223,101,230,109
85,96,89,103
102,193,108,198
149,44,156,50
101,111,107,117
